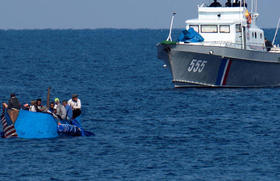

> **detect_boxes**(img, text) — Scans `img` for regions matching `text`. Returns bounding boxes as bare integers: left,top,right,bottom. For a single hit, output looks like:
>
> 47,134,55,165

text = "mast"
240,0,247,49
250,0,259,25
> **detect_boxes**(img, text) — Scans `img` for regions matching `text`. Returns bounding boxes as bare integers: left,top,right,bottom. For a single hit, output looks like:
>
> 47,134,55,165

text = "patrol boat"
157,0,280,88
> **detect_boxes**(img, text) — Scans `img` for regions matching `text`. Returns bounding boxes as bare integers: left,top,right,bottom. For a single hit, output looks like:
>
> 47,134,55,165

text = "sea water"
0,29,280,180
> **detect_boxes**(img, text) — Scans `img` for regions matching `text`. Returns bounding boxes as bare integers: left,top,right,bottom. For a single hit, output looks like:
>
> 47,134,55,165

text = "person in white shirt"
29,100,36,112
68,94,81,119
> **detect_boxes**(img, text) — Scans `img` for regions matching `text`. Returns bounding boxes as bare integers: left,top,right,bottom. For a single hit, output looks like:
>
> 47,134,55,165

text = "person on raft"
2,93,21,124
54,98,66,121
49,102,55,113
29,100,36,112
7,93,21,110
68,94,81,119
35,98,44,112
63,100,72,122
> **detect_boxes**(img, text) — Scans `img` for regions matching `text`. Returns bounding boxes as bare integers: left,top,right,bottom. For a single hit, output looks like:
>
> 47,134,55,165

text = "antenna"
250,0,259,23
251,0,258,13
251,0,254,13
166,12,176,41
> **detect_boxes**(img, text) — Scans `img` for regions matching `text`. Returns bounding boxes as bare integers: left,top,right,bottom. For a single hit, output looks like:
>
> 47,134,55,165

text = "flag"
1,112,18,138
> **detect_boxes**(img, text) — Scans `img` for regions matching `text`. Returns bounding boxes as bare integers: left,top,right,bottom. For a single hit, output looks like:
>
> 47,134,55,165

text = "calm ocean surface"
0,29,280,180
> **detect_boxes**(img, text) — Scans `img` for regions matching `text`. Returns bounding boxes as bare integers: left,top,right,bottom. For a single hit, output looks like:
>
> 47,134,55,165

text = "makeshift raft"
1,110,93,139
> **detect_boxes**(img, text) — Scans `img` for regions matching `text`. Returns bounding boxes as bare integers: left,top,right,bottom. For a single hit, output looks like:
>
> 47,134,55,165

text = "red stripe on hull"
222,60,232,85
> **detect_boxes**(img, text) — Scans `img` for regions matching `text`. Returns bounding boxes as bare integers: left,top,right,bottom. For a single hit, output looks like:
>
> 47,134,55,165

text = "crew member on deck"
232,0,240,7
242,0,247,7
225,0,231,7
209,0,222,7
265,38,273,52
68,94,81,119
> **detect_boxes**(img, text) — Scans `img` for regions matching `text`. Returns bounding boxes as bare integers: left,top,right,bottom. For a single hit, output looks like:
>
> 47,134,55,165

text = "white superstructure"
183,3,266,51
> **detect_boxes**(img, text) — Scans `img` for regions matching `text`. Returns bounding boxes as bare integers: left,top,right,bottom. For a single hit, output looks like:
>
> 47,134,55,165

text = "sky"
0,0,279,29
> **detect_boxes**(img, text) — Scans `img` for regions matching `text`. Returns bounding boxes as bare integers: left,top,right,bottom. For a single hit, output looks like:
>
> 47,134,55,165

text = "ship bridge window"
201,25,218,33
189,25,199,33
220,25,230,33
236,24,242,33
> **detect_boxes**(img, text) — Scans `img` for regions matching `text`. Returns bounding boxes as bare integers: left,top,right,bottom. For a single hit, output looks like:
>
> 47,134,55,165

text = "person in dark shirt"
265,38,273,51
8,93,21,110
209,0,222,7
7,93,21,124
232,0,240,7
49,102,55,113
225,0,231,7
242,0,247,7
35,98,43,112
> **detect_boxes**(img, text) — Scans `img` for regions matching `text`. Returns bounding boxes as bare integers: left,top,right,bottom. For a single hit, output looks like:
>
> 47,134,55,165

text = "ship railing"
186,41,267,51
270,45,280,53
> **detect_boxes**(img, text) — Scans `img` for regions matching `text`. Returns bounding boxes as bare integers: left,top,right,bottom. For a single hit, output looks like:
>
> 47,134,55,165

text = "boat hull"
1,110,94,139
157,43,280,88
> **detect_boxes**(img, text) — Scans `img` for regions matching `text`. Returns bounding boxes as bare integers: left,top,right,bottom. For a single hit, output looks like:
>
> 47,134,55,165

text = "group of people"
3,93,82,124
47,94,82,122
209,0,247,7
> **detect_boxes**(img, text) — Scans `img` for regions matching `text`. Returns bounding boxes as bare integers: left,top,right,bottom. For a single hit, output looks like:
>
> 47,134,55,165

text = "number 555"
188,59,207,73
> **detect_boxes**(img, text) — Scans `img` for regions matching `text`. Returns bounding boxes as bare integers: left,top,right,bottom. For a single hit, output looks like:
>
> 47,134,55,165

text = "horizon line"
0,27,277,31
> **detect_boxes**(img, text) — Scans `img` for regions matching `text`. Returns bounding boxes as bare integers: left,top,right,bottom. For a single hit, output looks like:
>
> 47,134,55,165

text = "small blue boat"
1,110,93,139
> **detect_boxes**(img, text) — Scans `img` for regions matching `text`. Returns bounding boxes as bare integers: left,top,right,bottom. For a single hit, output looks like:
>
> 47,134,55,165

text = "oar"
46,87,51,108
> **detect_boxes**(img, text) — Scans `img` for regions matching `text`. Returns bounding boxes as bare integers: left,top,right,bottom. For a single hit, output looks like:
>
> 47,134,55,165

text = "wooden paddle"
47,87,51,108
